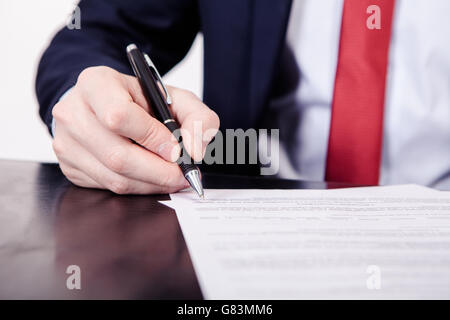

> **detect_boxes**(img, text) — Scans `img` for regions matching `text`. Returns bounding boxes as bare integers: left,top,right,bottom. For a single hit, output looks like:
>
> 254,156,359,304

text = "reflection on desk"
0,160,199,299
0,160,352,299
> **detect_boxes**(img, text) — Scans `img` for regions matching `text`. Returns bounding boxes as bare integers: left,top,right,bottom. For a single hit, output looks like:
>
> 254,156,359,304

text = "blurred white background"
0,0,203,163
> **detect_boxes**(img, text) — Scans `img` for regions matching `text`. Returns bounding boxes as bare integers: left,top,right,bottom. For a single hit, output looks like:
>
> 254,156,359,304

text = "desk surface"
0,159,351,299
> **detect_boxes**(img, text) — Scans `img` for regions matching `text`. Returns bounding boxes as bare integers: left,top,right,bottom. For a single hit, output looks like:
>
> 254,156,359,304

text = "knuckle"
209,110,220,129
109,178,130,195
51,101,68,123
183,89,200,102
104,107,127,131
138,121,159,146
77,67,95,84
159,171,173,188
173,87,197,101
94,65,114,74
105,147,128,174
52,139,64,156
79,66,111,81
77,66,117,89
160,169,182,188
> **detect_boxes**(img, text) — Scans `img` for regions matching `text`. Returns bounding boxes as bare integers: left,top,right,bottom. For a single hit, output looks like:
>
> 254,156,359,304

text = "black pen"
126,44,204,198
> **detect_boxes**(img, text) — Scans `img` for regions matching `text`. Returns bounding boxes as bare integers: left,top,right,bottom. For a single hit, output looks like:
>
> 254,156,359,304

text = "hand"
52,66,219,194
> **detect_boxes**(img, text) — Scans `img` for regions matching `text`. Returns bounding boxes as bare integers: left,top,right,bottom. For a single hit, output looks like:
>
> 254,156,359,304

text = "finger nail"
158,142,181,162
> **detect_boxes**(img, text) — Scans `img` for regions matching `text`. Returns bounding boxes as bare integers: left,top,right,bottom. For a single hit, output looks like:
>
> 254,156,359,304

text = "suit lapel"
248,0,292,125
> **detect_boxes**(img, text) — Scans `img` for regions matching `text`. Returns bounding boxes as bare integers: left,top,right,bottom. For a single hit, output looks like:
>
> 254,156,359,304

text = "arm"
36,0,220,195
36,0,200,133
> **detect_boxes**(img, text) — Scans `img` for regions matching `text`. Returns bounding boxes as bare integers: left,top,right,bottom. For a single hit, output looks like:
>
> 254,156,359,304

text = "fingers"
77,67,220,163
96,99,181,163
54,126,188,195
60,99,188,188
168,86,220,161
76,67,181,162
122,73,151,112
52,66,220,195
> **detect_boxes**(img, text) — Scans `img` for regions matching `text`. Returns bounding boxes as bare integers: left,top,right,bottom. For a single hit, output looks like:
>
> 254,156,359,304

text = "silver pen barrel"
185,169,204,199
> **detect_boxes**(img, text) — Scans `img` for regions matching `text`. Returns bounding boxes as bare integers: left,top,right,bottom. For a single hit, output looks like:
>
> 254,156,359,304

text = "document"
166,186,450,299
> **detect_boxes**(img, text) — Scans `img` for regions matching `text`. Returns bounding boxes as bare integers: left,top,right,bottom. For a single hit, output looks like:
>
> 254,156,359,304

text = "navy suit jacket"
36,0,293,174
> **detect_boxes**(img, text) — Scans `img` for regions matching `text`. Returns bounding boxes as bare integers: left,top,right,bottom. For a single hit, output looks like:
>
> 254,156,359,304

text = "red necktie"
325,0,395,185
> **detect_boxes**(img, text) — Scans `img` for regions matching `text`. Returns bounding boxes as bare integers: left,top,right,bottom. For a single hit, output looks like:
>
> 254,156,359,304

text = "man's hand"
52,66,219,194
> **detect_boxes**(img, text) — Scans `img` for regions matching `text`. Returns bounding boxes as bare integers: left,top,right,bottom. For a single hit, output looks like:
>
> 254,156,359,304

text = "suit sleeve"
36,0,200,134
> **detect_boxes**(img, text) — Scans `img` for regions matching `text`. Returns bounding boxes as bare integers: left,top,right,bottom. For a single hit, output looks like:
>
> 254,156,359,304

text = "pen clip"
143,53,172,105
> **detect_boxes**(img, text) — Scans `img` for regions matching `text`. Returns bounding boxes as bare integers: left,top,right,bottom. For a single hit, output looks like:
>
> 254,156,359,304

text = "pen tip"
185,169,204,200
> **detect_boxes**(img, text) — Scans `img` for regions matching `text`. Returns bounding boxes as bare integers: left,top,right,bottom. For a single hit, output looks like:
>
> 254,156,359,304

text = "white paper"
169,186,450,299
159,185,439,209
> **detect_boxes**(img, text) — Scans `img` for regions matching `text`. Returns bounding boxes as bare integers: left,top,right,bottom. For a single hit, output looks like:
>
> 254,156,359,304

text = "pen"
126,43,204,199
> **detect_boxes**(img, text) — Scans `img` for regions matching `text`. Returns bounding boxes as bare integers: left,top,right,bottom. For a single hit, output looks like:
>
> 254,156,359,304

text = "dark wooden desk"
0,159,350,299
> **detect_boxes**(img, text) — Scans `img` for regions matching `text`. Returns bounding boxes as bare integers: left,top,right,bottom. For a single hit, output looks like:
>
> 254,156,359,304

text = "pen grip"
165,121,198,175
127,45,200,179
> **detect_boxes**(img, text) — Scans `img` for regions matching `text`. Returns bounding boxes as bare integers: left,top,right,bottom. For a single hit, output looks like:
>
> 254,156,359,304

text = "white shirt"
271,0,450,189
